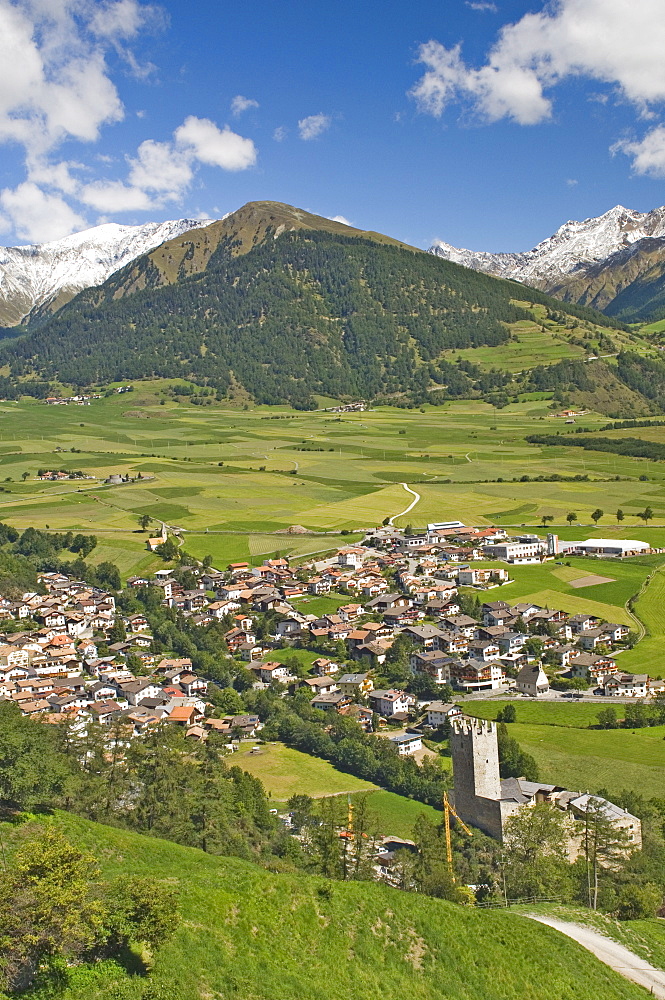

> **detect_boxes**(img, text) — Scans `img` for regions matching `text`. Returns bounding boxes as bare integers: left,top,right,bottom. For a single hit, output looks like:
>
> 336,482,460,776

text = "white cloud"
90,0,164,41
465,2,498,11
298,113,331,140
74,116,256,214
0,3,258,241
273,125,287,142
566,177,578,186
329,215,352,226
128,139,193,193
0,180,86,242
78,178,157,213
231,95,259,116
174,116,257,170
410,0,665,126
613,125,665,178
0,0,162,158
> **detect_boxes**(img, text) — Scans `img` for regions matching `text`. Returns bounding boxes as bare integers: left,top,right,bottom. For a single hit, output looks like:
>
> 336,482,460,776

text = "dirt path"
387,483,421,526
526,915,665,998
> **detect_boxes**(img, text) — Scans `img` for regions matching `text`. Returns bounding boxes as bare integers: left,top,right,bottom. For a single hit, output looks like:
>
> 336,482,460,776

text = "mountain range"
2,199,646,414
429,205,665,322
0,218,212,327
3,201,665,330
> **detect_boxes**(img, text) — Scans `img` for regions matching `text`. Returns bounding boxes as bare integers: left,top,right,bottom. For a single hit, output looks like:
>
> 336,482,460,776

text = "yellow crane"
443,790,472,881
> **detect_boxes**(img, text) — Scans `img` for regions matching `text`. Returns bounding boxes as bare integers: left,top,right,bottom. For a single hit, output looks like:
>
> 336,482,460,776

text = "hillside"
1,202,633,409
0,810,648,1000
550,237,665,323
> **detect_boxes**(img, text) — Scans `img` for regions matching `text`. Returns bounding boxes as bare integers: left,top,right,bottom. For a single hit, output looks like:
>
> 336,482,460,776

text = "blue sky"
1,0,665,251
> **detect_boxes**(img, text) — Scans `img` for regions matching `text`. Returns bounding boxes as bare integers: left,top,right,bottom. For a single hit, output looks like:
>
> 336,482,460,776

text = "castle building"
450,718,641,853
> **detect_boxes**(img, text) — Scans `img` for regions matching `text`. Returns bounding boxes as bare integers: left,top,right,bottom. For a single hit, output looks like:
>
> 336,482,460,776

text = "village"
0,520,661,741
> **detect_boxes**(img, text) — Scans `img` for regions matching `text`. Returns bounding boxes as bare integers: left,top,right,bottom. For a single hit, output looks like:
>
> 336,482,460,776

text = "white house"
389,733,422,755
515,663,550,697
369,689,414,717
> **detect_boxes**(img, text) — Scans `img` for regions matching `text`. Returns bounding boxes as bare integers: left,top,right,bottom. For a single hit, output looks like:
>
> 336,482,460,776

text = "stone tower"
450,718,503,838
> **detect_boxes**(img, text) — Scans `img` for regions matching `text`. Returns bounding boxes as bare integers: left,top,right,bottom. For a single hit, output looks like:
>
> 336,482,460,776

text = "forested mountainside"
1,204,630,409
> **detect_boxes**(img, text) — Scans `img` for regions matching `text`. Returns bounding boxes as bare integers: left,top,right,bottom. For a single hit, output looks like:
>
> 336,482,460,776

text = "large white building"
559,538,651,557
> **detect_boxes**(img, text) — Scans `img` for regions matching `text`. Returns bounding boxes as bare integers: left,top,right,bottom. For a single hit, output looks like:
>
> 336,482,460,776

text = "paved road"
527,915,665,998
388,483,421,526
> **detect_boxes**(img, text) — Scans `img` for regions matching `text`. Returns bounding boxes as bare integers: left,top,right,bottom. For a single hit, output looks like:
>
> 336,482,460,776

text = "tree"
596,707,618,730
497,723,538,781
580,796,632,910
0,827,106,992
138,514,151,531
287,794,315,833
540,514,554,528
591,508,604,525
107,619,126,644
95,561,121,591
0,703,70,809
156,538,179,561
497,704,516,724
616,509,624,523
638,506,654,524
566,512,577,525
0,828,179,993
615,883,662,920
502,803,573,901
21,471,29,481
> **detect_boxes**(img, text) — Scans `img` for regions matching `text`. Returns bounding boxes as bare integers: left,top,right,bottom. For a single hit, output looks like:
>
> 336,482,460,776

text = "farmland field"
2,383,665,666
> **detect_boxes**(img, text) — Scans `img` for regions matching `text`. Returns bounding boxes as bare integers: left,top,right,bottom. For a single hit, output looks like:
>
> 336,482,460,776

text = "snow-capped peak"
0,217,215,326
429,204,665,287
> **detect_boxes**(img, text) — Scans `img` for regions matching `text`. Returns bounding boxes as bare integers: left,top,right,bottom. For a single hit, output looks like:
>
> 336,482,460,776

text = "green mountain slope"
2,810,648,1000
80,200,423,303
3,202,633,408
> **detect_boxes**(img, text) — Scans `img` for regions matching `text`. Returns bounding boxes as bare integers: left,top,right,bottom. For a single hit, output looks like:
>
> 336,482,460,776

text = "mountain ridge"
429,205,665,322
1,200,635,411
0,217,214,327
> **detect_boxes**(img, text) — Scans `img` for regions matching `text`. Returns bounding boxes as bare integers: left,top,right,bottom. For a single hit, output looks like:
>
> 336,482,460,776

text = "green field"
1,810,646,1000
619,563,665,675
235,743,444,839
465,701,611,729
348,790,442,839
508,722,665,799
235,742,378,799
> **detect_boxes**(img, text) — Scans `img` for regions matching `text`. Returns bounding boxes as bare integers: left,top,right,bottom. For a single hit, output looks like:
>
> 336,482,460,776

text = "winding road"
526,915,665,998
387,483,421,526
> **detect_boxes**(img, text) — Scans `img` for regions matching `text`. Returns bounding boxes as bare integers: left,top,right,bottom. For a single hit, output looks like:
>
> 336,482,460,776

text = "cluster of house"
0,571,260,741
45,394,98,406
0,520,658,743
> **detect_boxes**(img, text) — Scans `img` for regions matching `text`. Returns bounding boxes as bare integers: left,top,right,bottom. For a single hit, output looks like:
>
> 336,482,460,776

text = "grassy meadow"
1,810,648,1000
234,742,377,799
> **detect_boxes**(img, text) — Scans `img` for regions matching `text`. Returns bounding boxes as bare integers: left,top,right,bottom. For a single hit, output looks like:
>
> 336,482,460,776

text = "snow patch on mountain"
429,205,665,288
0,218,214,326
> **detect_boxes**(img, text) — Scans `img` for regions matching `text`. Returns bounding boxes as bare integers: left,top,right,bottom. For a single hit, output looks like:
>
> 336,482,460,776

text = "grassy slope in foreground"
2,811,647,1000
